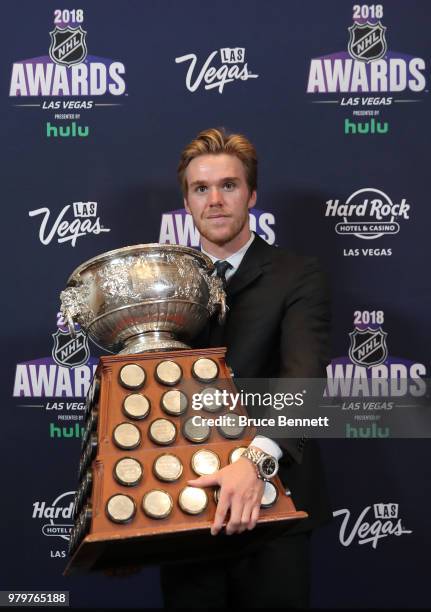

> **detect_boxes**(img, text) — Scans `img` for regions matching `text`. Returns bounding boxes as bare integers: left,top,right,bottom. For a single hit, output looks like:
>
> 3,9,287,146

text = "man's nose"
208,186,223,205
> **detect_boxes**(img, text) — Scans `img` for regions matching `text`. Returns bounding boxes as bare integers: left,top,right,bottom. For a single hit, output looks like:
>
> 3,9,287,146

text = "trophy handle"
60,283,91,338
217,291,227,324
65,310,77,338
206,276,227,324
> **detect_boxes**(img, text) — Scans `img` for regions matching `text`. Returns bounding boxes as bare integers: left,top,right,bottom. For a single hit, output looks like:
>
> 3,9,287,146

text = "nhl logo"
348,326,388,368
49,26,87,66
52,328,90,368
348,21,387,63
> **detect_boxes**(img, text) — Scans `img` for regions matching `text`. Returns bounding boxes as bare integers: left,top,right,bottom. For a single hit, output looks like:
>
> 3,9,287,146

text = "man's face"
184,153,256,246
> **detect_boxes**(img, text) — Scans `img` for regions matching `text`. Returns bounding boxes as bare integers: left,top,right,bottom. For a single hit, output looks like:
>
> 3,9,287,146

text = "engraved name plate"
119,364,146,389
106,494,136,523
182,417,210,443
191,449,221,476
153,453,183,482
142,490,173,519
149,418,177,445
161,389,188,416
178,486,208,515
192,358,219,383
114,457,143,486
113,422,141,450
155,360,182,386
123,394,151,420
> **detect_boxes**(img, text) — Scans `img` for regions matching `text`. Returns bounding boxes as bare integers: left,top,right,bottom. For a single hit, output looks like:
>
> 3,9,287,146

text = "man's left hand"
187,457,265,536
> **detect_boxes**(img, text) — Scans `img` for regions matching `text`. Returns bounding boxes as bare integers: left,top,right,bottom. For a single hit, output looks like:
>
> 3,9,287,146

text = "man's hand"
187,457,265,536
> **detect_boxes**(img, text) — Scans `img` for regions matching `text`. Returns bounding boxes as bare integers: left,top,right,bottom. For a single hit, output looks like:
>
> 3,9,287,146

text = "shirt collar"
201,232,255,277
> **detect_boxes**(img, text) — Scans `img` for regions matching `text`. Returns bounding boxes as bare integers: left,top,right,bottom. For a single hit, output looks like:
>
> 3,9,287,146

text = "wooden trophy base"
64,348,306,575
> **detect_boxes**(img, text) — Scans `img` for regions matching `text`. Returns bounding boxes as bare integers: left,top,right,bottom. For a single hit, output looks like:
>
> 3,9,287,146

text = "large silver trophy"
60,244,226,354
62,244,305,575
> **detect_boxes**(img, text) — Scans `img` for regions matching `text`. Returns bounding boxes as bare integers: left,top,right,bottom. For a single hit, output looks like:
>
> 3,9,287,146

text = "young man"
160,128,331,608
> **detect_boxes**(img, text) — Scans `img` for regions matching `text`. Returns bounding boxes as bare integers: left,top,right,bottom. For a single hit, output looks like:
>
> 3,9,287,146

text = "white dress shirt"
201,233,283,461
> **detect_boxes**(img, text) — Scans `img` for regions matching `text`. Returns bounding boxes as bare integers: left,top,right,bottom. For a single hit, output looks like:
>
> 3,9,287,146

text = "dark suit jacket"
193,233,332,533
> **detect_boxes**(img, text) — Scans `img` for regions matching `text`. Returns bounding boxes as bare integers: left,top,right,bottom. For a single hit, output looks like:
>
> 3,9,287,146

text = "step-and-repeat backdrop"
1,1,430,608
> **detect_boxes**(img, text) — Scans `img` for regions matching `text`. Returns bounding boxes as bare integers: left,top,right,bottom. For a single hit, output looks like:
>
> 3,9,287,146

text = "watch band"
242,446,268,480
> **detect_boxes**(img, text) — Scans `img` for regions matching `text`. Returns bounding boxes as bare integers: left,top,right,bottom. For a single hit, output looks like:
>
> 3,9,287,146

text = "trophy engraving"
153,454,183,482
178,486,208,515
122,394,151,420
142,490,173,519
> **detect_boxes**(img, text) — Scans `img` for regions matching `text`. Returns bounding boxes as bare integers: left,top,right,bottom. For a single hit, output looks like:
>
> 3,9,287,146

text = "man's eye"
196,185,207,193
224,182,235,190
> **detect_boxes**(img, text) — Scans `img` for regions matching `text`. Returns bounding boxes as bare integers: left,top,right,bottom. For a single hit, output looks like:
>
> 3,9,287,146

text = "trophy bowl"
60,244,225,354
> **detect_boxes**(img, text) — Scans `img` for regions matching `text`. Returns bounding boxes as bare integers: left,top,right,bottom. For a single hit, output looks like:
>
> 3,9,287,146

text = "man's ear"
248,190,257,210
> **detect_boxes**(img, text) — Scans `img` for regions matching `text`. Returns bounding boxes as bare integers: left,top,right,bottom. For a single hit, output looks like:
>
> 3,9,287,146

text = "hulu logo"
50,422,84,438
46,122,89,138
344,118,389,134
345,423,390,438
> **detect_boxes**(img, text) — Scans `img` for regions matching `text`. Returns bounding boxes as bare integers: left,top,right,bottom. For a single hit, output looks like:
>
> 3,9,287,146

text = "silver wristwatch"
242,446,279,481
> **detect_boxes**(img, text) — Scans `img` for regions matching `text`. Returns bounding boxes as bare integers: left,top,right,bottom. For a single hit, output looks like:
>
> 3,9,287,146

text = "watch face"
260,456,277,478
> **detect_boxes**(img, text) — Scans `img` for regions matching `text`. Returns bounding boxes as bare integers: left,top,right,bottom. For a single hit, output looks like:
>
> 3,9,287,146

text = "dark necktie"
214,260,233,289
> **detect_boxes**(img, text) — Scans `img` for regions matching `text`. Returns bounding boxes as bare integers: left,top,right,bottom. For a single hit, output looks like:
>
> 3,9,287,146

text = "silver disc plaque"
160,389,188,416
229,446,247,463
149,418,177,445
119,364,146,389
113,422,141,449
123,393,151,420
200,387,224,413
182,417,210,443
106,494,136,523
217,412,246,439
261,481,279,508
153,453,183,482
178,486,208,515
155,360,182,386
142,489,173,519
192,358,219,382
114,457,143,486
214,487,220,504
191,449,221,476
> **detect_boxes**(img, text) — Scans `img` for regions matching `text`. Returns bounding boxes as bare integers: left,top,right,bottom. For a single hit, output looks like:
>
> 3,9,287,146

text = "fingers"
229,499,260,534
225,494,244,535
187,474,219,488
248,504,260,531
237,502,254,534
212,488,230,536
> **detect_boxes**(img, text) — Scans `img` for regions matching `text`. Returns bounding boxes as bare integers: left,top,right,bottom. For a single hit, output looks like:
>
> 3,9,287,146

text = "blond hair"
177,127,258,194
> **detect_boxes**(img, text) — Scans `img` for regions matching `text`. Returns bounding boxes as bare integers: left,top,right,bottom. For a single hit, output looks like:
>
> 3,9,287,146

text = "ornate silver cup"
60,244,225,354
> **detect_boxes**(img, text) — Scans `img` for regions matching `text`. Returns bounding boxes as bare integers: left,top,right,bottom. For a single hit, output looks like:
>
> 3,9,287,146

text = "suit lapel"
206,234,274,347
227,233,273,297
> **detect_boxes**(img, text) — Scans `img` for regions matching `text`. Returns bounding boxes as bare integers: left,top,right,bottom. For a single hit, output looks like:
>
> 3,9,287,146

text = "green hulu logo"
46,122,89,138
345,423,390,438
50,422,84,438
344,118,389,134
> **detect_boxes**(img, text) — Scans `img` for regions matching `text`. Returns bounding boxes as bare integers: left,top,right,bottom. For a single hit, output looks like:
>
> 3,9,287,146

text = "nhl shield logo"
49,26,87,66
348,327,388,367
348,21,387,62
52,328,90,368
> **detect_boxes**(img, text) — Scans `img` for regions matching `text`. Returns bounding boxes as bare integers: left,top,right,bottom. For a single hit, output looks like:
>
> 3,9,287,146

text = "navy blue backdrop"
1,0,430,608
